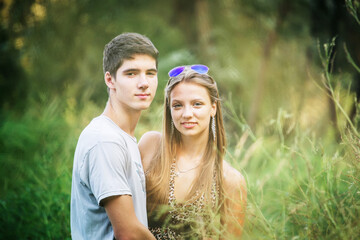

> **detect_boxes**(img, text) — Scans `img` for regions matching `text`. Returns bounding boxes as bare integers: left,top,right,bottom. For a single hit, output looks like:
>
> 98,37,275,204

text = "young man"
71,33,158,240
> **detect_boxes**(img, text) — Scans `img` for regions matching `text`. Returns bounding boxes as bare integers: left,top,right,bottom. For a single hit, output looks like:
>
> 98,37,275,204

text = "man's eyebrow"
122,68,140,73
122,68,157,73
147,68,158,73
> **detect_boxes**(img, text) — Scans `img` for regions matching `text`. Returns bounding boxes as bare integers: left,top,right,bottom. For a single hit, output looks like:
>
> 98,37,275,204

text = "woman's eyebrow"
171,98,205,103
191,98,205,101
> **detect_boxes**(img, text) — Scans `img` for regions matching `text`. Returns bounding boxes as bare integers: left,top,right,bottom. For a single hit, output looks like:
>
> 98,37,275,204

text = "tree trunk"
247,1,291,129
195,0,211,60
172,0,196,45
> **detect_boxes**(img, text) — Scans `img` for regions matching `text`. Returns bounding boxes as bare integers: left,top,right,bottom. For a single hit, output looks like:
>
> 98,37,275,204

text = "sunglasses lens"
191,64,209,74
168,66,185,77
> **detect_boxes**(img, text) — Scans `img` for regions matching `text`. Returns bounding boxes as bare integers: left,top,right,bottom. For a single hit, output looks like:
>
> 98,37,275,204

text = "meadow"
1,0,360,239
1,64,359,239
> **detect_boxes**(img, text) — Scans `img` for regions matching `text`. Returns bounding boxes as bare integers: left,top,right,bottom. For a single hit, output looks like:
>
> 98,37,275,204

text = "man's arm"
103,195,155,240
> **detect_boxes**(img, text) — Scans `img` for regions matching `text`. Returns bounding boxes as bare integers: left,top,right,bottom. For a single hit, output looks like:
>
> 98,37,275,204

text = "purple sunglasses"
168,64,209,77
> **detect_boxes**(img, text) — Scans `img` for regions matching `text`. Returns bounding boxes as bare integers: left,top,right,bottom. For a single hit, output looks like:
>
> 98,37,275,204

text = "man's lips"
135,93,150,99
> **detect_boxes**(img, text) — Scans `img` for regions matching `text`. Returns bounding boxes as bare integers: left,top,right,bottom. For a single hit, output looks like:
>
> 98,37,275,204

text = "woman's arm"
138,131,161,172
222,161,247,239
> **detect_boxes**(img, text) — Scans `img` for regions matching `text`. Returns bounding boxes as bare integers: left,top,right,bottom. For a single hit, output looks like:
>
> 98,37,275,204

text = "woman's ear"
211,100,217,117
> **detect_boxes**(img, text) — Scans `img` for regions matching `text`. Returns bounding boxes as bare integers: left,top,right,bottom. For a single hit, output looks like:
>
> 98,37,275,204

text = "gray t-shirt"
70,115,147,240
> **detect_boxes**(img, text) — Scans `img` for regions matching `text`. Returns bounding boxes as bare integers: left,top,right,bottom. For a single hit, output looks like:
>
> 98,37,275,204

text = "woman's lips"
181,122,197,129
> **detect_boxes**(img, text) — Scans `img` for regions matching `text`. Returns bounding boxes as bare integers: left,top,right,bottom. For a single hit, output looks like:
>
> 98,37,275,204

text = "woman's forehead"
170,82,210,101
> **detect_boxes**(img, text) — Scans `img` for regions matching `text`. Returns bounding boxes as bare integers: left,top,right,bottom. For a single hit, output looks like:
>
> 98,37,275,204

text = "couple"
70,32,246,239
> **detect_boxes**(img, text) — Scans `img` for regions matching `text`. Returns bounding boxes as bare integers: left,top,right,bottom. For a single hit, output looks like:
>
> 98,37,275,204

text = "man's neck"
102,98,141,137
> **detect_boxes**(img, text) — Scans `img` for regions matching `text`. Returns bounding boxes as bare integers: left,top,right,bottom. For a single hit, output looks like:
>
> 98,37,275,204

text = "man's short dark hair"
103,32,159,77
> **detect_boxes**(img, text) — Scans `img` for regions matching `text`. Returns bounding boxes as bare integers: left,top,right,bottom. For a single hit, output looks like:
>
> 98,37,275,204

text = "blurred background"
1,0,360,239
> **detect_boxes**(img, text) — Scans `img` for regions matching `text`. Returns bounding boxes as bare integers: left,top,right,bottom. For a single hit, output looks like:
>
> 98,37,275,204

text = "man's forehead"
120,54,156,69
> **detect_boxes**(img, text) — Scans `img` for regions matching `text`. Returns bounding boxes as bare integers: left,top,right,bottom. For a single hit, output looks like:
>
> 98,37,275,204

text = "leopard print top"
148,162,219,239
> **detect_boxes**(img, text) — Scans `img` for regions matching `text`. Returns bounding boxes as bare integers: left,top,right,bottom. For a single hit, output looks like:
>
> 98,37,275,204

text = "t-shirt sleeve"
87,141,132,205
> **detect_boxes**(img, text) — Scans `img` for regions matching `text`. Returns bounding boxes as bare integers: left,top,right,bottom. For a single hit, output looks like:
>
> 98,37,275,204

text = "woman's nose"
182,106,193,118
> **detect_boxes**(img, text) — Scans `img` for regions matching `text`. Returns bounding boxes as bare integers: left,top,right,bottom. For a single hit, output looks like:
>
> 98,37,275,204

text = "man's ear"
104,71,115,89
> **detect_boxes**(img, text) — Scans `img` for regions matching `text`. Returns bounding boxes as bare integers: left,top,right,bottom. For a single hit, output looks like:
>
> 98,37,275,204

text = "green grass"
239,128,360,239
0,62,359,240
0,98,75,239
1,93,359,239
222,105,360,239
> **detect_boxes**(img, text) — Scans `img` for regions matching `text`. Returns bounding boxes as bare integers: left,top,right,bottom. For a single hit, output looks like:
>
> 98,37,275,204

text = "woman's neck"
177,132,209,164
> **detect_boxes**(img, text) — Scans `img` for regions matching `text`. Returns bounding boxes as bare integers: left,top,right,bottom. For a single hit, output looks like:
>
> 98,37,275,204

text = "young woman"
139,65,247,239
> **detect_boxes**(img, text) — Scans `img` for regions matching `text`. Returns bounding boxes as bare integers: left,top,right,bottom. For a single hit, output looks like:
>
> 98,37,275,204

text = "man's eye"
126,72,136,76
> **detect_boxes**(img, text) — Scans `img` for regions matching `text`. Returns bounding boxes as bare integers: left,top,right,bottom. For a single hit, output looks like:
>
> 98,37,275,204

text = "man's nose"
138,73,149,89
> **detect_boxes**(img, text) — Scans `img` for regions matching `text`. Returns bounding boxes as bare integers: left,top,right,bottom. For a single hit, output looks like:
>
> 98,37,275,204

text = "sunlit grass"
1,18,360,239
0,79,359,239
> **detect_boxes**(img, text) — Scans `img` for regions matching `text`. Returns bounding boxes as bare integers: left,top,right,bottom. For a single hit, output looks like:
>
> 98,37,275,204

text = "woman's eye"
172,104,182,108
194,102,202,106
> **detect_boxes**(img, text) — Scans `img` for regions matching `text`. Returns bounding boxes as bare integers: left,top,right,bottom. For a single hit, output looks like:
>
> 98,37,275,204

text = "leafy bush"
0,98,75,239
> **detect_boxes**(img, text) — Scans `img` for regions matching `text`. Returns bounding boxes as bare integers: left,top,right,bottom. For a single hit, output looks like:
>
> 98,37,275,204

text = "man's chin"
136,103,152,111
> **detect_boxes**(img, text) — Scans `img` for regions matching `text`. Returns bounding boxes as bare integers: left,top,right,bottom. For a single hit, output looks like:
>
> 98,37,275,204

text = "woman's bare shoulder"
222,161,247,237
222,160,246,191
138,131,161,171
139,131,161,144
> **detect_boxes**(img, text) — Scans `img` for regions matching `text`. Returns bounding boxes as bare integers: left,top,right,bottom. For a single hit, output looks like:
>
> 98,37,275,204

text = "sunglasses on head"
168,64,209,77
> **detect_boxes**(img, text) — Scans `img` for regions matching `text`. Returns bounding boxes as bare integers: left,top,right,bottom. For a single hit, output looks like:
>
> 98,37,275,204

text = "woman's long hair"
146,68,227,214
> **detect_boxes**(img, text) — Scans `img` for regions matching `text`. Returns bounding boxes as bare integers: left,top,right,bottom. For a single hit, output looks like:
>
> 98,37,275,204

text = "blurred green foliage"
1,0,360,239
